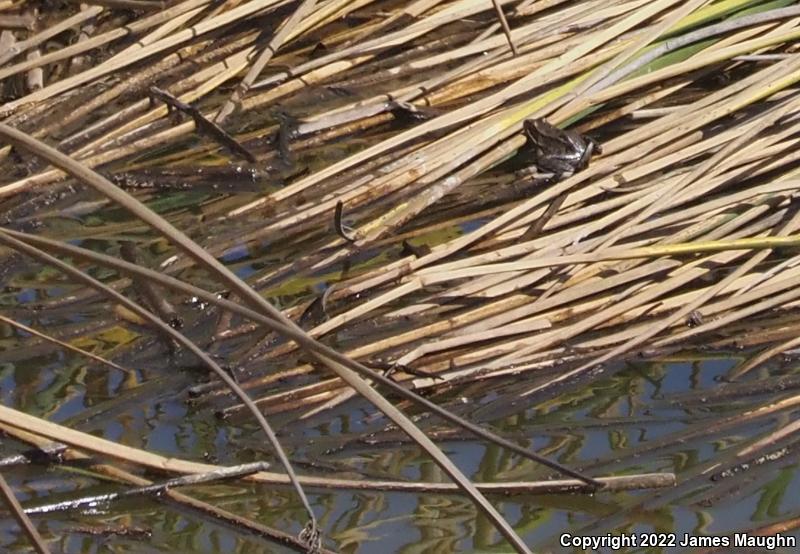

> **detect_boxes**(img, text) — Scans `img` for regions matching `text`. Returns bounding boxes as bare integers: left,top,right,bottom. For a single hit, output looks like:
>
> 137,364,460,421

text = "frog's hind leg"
576,140,599,171
516,166,564,184
589,136,603,155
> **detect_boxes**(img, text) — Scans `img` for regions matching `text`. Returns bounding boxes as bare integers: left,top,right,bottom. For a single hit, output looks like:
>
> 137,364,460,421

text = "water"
1,344,799,552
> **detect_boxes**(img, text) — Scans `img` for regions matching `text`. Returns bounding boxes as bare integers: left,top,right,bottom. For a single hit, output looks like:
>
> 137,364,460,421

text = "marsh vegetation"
2,0,800,552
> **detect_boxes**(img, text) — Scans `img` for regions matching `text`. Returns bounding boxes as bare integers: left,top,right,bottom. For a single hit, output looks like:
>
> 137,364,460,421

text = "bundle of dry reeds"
2,0,800,552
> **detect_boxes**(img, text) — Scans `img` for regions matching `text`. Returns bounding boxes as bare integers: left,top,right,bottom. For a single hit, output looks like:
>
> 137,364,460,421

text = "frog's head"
524,118,553,137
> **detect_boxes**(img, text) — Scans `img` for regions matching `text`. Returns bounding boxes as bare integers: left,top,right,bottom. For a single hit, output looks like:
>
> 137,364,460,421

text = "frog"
521,118,602,180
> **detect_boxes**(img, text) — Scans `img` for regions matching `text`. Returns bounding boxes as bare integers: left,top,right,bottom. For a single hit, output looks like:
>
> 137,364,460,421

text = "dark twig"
149,86,256,163
334,200,357,242
520,191,567,242
273,108,297,169
491,0,518,56
25,462,270,515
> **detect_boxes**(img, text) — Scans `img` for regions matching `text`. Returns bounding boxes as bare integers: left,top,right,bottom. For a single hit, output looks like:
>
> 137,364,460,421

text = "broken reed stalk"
0,403,676,496
215,0,319,123
0,314,130,374
0,472,51,554
148,85,256,161
491,0,517,56
25,462,272,514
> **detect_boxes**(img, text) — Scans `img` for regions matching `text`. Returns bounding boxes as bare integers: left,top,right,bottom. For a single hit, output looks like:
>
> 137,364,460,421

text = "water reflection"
1,352,799,552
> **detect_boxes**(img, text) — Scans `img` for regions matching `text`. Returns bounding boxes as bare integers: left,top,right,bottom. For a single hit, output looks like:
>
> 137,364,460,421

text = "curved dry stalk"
0,403,675,496
0,231,322,551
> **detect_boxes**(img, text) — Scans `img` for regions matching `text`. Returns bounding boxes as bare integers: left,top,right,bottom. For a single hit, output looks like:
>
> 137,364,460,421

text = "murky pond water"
1,340,799,552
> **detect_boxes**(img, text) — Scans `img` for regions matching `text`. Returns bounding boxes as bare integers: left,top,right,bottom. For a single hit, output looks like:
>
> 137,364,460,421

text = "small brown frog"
522,118,601,180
